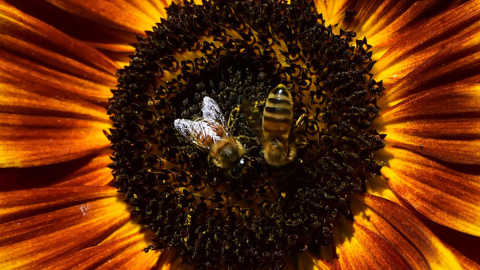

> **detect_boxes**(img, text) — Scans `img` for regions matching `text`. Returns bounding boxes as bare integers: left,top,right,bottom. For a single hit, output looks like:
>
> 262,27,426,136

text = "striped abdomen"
262,84,294,140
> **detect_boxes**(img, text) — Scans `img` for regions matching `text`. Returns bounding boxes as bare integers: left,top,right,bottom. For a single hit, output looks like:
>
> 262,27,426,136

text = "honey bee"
242,84,298,167
261,84,297,166
174,96,245,169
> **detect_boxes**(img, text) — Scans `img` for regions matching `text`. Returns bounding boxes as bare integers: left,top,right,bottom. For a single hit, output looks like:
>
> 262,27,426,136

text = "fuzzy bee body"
262,84,296,166
263,84,294,140
174,97,245,169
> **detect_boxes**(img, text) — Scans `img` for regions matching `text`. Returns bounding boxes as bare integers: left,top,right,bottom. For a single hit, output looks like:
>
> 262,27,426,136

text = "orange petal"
45,0,160,35
0,50,114,105
334,220,410,269
365,0,462,48
373,0,480,87
352,193,462,269
38,232,160,270
0,186,118,223
100,218,148,244
0,34,116,85
376,83,480,125
0,77,109,120
0,113,111,168
0,196,129,269
0,2,119,78
422,215,480,268
84,42,136,53
352,0,435,40
378,118,480,140
0,153,111,191
53,153,113,187
349,196,429,269
381,147,480,236
0,196,127,247
383,133,480,165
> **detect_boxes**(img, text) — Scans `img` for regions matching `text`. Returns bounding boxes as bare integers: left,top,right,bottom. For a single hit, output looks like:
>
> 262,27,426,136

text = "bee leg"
227,107,241,127
294,113,306,130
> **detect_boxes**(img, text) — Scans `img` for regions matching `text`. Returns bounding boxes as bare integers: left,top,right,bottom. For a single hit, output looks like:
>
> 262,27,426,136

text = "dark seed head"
108,0,385,268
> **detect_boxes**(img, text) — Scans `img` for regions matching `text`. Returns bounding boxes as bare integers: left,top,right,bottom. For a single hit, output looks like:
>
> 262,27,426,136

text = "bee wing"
174,118,224,151
202,96,228,129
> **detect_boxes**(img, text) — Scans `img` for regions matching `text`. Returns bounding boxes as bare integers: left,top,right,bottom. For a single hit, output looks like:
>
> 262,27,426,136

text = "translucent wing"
202,96,228,128
174,118,224,151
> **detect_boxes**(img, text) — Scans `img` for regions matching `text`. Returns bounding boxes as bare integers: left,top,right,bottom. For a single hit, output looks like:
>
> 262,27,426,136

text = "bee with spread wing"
174,96,245,169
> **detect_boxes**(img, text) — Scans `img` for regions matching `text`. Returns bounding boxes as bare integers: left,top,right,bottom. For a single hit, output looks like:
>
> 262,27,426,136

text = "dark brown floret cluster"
108,0,385,269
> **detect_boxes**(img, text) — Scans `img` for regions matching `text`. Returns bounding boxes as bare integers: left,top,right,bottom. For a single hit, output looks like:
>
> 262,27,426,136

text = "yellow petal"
313,0,351,26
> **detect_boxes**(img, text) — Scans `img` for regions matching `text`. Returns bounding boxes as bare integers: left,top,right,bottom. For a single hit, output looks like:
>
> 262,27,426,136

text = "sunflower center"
108,0,385,268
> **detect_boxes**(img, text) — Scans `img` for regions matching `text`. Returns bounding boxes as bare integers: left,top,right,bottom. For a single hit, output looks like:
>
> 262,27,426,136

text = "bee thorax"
213,140,245,168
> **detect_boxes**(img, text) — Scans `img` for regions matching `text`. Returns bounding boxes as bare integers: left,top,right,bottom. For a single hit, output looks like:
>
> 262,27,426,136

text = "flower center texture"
108,0,385,268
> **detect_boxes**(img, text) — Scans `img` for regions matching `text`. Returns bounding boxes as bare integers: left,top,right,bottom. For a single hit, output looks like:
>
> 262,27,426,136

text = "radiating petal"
381,147,480,236
0,2,119,77
298,252,333,270
350,196,430,269
0,196,129,269
351,194,462,269
0,51,114,106
363,175,403,205
37,232,161,270
373,83,480,164
425,219,480,268
350,0,431,39
0,153,111,191
0,186,117,222
379,118,480,140
377,83,480,124
45,0,161,35
52,153,113,187
100,219,147,244
0,77,109,121
0,197,126,247
373,0,480,86
0,114,111,168
334,220,410,269
384,134,480,165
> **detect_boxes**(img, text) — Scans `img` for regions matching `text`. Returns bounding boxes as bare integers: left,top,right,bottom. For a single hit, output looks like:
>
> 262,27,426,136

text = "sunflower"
1,0,479,269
